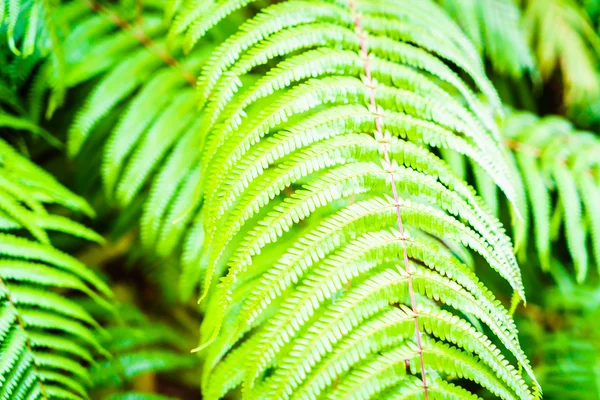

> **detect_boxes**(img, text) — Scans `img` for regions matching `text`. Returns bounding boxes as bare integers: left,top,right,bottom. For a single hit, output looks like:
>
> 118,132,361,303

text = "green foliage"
154,0,538,398
0,0,44,56
439,0,535,78
518,269,600,400
523,0,600,105
0,137,112,399
502,111,600,282
87,304,199,399
0,0,67,108
0,0,599,399
60,0,544,397
51,1,208,263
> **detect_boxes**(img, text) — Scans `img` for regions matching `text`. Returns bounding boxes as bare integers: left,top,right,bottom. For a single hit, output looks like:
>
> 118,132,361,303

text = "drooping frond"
438,0,536,78
59,1,210,263
0,137,113,399
501,110,600,282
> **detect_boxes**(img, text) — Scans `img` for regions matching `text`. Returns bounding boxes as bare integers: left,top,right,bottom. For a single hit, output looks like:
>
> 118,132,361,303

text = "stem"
85,0,196,86
347,1,429,398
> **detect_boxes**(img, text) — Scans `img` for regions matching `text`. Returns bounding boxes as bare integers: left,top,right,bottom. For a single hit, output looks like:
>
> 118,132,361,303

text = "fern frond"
502,111,600,281
60,1,539,398
58,3,214,266
150,1,539,399
0,138,112,399
0,0,72,113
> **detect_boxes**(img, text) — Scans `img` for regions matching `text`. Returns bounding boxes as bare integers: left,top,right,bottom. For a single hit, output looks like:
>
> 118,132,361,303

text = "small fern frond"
0,0,70,111
502,111,600,281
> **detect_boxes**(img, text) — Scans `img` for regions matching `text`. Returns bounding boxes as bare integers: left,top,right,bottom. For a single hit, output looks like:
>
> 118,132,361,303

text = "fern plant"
2,0,599,399
53,0,552,398
54,0,545,398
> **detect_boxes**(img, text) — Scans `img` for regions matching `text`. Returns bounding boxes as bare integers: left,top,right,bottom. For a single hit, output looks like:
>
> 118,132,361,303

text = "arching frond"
57,0,540,398
154,1,538,399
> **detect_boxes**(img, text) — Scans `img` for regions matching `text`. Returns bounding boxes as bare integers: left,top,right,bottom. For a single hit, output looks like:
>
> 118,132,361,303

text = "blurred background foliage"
0,0,599,398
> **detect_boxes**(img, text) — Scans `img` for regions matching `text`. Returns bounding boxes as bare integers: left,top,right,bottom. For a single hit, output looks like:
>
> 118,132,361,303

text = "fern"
158,0,537,398
437,0,600,108
502,110,600,281
2,0,600,398
0,136,113,399
45,1,209,263
0,0,69,112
